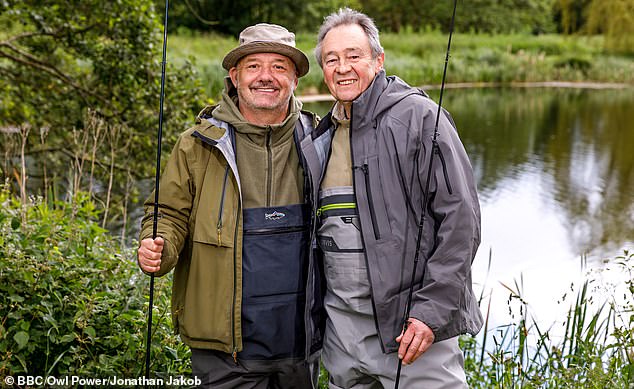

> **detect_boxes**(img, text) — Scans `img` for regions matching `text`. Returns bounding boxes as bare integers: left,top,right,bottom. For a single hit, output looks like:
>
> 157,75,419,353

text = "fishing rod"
394,0,458,387
145,0,169,384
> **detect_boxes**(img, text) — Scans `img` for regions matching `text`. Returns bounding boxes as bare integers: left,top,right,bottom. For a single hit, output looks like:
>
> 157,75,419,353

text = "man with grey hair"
304,7,483,388
137,23,325,388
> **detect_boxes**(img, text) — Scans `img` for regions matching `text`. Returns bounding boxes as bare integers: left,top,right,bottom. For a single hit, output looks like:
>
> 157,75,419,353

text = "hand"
395,318,435,365
137,237,164,273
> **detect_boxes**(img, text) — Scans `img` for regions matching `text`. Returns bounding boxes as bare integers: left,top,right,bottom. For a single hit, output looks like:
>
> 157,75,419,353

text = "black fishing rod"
145,0,169,384
394,0,458,387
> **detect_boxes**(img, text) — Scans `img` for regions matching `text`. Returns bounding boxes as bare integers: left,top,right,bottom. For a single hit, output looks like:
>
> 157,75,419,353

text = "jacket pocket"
192,162,236,247
179,240,234,345
359,155,391,240
361,163,381,240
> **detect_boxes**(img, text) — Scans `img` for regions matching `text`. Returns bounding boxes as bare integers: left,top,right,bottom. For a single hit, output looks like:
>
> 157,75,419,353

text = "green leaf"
14,331,29,349
11,217,20,230
84,326,96,340
10,294,25,303
165,346,178,360
59,334,74,343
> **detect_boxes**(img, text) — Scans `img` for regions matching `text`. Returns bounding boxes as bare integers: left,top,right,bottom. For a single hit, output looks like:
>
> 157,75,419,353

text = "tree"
155,0,323,36
586,0,634,53
554,0,634,53
0,0,203,235
554,0,593,33
359,0,556,34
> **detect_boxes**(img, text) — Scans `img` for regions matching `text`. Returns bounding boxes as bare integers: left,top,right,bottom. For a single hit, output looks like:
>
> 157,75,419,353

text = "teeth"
338,80,355,85
255,88,275,92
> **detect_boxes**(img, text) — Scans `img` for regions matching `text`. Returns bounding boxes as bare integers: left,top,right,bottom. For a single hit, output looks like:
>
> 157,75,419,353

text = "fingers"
397,325,415,360
395,318,435,365
137,237,164,273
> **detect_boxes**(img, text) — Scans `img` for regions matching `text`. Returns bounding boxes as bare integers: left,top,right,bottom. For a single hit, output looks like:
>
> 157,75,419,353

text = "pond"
303,86,634,332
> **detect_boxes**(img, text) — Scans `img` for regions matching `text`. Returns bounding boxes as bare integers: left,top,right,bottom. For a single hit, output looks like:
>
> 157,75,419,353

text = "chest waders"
394,0,459,387
241,203,311,359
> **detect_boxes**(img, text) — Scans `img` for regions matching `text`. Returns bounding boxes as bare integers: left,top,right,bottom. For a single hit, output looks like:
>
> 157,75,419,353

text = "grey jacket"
301,70,483,353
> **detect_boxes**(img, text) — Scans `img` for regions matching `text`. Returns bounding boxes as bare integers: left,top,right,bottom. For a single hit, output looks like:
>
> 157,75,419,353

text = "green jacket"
139,89,321,356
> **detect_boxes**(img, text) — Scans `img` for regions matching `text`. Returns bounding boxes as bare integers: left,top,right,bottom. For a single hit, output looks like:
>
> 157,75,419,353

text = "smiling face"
320,23,384,113
229,52,298,125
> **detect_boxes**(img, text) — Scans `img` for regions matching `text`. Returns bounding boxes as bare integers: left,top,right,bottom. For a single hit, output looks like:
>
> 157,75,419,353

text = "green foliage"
154,0,558,35
156,0,366,36
586,0,634,53
554,0,593,33
0,189,190,377
556,0,634,53
366,0,558,34
0,0,204,232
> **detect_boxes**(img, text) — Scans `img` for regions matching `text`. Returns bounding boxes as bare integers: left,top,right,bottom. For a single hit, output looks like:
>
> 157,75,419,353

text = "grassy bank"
167,31,634,100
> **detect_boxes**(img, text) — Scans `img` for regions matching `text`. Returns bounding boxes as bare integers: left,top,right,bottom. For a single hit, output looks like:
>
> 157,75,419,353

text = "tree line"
161,0,631,41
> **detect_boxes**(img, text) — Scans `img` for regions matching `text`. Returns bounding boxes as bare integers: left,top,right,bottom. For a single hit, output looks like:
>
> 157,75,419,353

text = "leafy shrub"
0,189,189,378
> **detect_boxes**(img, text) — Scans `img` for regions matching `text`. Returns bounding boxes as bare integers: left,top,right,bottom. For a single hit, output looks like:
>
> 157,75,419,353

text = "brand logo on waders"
265,211,286,221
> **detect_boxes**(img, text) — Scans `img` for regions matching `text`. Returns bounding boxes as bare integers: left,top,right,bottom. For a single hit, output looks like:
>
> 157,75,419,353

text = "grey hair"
314,8,384,68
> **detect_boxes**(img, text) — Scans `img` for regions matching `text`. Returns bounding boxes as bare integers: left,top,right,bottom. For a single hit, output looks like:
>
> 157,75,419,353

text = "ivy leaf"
14,331,29,349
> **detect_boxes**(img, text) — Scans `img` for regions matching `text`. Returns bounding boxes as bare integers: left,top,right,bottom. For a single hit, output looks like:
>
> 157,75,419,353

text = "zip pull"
232,348,238,365
217,226,222,246
352,164,368,174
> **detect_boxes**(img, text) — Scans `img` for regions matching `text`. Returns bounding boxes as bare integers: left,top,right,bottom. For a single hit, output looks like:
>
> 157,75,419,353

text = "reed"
460,250,633,388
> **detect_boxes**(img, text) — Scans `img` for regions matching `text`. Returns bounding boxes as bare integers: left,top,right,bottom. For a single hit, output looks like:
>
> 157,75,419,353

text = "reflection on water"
304,87,634,329
447,88,634,260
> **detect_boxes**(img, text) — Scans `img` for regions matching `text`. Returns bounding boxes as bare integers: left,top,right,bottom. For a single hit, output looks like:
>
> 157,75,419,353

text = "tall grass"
167,32,634,100
460,250,634,389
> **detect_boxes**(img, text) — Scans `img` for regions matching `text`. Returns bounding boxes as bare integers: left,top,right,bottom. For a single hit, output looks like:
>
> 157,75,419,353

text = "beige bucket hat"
222,23,309,77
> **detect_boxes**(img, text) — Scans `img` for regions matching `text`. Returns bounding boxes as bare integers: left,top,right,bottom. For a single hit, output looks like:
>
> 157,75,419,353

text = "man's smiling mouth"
338,80,356,86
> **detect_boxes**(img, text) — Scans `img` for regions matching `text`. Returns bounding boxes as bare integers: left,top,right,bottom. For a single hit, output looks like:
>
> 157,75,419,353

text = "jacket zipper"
304,137,318,361
232,198,241,364
349,107,386,351
266,127,273,207
217,164,230,246
435,143,453,194
361,163,381,240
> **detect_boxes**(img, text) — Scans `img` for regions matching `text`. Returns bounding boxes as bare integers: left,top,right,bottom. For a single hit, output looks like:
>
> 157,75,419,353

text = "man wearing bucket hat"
137,23,325,388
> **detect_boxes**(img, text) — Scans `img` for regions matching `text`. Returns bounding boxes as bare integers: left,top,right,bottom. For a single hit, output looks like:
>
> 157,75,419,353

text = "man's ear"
229,67,238,87
375,52,385,72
